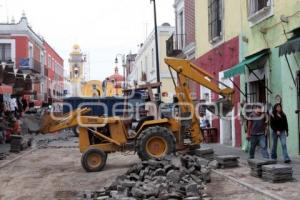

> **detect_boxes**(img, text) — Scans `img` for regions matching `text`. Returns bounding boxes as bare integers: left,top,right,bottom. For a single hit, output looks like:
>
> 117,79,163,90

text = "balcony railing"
19,58,41,74
0,58,13,64
166,34,185,57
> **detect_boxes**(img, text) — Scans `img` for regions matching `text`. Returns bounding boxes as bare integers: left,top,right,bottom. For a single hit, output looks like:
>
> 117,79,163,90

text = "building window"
248,0,270,16
0,44,12,61
145,56,148,74
248,79,266,103
177,11,185,49
48,56,51,68
151,49,155,69
248,0,272,25
208,0,223,43
40,53,44,66
28,45,33,59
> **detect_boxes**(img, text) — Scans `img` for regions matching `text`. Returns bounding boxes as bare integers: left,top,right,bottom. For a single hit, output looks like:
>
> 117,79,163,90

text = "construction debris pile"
248,159,277,178
84,154,212,200
215,155,239,169
262,164,293,183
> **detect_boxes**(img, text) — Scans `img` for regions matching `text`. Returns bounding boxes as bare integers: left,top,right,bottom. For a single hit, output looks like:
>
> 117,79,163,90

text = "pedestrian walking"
270,103,291,163
247,105,269,159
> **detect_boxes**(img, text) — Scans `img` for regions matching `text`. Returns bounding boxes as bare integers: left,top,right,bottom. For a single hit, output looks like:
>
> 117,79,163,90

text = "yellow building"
68,44,85,96
195,0,242,57
81,80,102,97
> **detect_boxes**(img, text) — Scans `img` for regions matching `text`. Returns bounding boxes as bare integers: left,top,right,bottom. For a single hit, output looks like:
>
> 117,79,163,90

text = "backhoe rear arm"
165,58,235,145
165,58,234,98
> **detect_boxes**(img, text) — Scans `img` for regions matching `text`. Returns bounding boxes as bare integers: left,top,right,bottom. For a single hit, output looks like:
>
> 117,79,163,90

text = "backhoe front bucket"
204,98,233,117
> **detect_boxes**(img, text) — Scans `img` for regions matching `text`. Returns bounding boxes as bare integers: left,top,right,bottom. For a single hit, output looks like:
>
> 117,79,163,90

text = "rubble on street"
80,154,212,200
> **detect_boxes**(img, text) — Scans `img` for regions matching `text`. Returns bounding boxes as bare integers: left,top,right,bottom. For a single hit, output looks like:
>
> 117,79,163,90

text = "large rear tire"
81,147,107,172
137,126,176,161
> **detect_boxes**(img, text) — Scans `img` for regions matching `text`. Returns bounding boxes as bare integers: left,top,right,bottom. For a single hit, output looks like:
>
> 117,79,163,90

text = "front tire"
137,126,176,161
81,147,107,172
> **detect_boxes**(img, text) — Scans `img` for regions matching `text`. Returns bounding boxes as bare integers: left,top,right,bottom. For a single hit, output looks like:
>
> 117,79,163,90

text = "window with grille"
248,0,271,16
248,79,266,103
208,0,223,42
0,43,12,61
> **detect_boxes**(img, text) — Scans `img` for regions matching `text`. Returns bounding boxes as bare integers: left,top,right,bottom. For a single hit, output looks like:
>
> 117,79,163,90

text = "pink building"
0,14,64,104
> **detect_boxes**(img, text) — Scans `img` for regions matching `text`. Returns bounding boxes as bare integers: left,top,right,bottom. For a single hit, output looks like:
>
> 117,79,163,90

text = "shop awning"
223,52,267,79
279,37,300,56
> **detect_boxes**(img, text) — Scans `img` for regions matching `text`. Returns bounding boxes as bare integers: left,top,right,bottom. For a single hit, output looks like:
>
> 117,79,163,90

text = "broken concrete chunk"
92,154,211,199
208,160,219,169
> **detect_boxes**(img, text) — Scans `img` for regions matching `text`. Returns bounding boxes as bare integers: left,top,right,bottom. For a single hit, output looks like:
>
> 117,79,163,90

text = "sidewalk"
203,143,300,200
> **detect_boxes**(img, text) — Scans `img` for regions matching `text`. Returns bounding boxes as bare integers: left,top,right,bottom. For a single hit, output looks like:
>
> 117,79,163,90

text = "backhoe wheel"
137,126,176,161
81,147,107,172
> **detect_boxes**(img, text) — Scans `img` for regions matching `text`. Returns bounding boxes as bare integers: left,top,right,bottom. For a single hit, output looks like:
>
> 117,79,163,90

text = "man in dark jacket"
247,105,269,159
270,103,291,163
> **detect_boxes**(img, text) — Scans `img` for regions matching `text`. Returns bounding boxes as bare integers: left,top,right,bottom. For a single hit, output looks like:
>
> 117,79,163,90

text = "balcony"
166,34,185,57
19,58,41,74
0,58,13,64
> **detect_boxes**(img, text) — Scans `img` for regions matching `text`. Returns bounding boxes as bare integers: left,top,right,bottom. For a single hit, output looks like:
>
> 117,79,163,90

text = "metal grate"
208,0,223,42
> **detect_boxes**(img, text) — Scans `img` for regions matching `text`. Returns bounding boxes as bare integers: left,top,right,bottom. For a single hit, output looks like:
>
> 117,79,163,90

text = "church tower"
68,44,85,96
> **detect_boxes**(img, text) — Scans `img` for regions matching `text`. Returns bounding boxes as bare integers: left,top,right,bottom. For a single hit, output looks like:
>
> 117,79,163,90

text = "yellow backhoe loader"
40,58,234,172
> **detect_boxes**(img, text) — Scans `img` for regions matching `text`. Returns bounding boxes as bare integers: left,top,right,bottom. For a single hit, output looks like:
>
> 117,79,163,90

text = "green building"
224,0,300,157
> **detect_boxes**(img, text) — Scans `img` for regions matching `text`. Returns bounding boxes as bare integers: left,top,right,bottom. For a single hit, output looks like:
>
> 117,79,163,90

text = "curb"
212,169,287,200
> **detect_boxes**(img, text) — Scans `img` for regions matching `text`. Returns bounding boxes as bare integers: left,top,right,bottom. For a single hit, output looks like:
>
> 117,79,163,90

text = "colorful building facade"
223,0,300,156
0,14,64,103
194,0,242,147
44,41,64,102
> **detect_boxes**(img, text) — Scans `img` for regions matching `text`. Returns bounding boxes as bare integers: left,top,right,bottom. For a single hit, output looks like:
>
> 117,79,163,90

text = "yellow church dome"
71,44,81,54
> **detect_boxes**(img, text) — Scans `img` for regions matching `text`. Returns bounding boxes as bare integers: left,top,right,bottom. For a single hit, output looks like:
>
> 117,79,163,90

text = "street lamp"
150,0,161,101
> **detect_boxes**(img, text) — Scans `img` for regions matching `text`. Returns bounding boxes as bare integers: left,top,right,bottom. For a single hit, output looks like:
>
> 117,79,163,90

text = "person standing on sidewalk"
270,103,291,163
247,105,269,159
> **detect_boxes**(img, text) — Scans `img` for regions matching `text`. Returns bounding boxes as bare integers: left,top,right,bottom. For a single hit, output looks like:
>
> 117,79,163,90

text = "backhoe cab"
39,58,234,172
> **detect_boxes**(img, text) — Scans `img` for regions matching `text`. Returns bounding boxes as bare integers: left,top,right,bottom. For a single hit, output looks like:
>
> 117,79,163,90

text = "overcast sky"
0,0,174,80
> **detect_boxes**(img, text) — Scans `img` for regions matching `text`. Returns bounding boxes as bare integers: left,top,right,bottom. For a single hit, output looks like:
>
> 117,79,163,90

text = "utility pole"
150,0,161,101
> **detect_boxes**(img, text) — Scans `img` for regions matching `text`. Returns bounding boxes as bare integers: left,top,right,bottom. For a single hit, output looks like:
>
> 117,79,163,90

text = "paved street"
0,133,140,200
0,133,286,200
